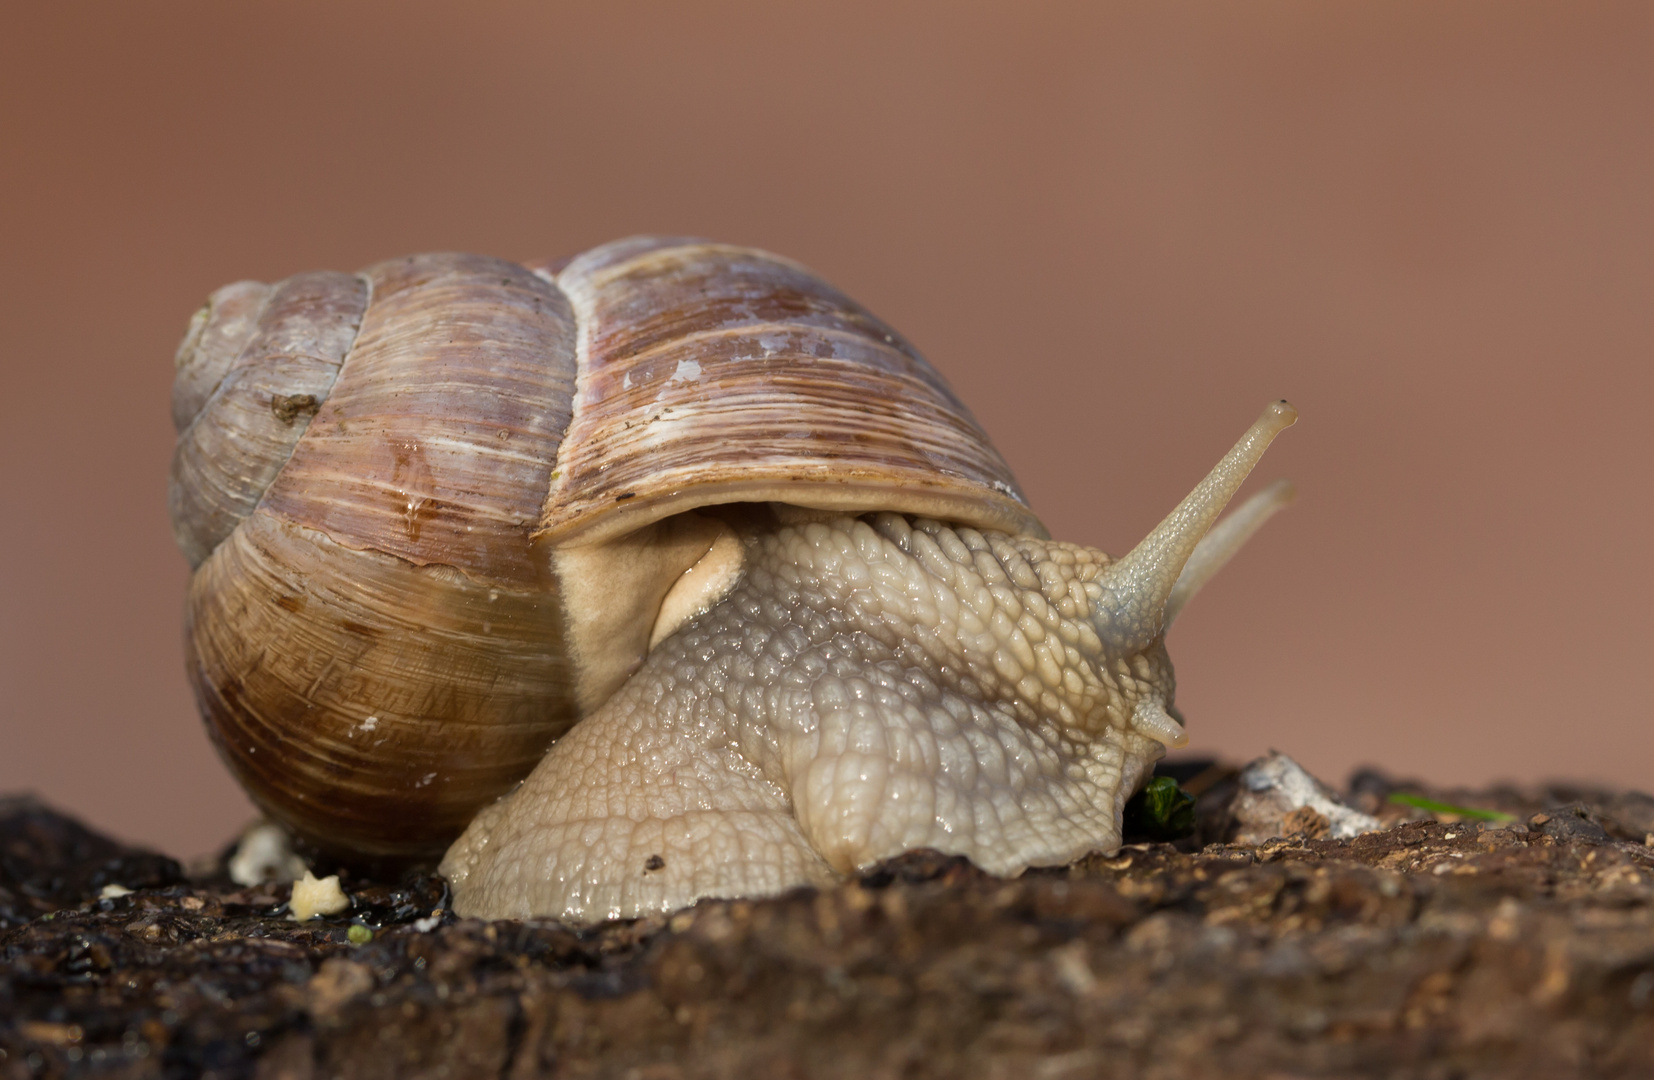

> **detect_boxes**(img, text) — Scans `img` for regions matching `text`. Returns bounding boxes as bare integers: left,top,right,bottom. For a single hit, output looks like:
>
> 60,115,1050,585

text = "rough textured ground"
4,765,1654,1080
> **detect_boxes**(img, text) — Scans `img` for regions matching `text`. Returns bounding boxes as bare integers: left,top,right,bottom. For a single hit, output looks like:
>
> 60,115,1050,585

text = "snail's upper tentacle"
1091,401,1298,656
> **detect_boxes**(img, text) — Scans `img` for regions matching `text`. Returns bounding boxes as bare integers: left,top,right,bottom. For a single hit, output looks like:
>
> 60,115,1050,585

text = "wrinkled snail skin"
440,515,1165,923
169,235,1297,910
442,407,1297,924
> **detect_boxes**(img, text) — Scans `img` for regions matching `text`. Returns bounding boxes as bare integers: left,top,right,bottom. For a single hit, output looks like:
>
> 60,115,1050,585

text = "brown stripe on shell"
169,271,368,567
260,254,577,585
186,512,576,860
539,239,1044,544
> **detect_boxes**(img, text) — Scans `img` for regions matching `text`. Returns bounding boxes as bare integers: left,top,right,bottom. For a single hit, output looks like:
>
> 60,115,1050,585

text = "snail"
169,237,1296,924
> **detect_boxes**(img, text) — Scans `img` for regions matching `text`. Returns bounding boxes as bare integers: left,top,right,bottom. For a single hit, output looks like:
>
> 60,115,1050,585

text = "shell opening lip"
535,479,1048,548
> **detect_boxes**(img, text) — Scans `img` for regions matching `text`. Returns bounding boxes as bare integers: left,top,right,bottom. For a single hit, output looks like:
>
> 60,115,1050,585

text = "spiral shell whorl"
171,279,270,433
169,273,368,567
178,254,581,862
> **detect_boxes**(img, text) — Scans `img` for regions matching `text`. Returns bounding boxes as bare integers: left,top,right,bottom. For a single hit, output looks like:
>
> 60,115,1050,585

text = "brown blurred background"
2,2,1650,858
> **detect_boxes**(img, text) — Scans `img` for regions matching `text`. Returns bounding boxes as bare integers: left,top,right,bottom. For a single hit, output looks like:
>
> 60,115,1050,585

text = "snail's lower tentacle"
1130,698,1190,750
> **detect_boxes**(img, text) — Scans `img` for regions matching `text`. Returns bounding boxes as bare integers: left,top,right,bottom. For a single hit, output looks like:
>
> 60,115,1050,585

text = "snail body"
170,237,1295,922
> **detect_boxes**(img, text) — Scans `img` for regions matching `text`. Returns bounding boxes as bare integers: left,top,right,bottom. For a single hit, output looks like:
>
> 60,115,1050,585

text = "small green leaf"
1124,776,1197,841
1387,792,1513,822
346,924,374,946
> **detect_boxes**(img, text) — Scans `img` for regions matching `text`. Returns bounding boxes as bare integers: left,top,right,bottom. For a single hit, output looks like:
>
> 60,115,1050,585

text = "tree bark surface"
3,768,1653,1079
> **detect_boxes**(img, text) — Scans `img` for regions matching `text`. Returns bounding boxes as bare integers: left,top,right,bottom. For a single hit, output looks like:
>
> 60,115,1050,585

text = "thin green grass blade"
1387,792,1514,822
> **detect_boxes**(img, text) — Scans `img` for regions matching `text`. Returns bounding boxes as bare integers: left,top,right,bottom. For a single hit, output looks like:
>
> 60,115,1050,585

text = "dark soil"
4,768,1654,1080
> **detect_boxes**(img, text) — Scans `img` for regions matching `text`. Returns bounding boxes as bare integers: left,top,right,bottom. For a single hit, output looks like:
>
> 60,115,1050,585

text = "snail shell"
170,238,1041,862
